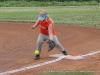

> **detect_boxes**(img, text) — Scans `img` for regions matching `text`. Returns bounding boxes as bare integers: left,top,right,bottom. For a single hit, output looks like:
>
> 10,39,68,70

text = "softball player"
31,10,68,60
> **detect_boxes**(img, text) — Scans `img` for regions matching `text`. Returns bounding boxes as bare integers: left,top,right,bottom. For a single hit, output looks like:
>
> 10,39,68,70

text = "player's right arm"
31,20,39,29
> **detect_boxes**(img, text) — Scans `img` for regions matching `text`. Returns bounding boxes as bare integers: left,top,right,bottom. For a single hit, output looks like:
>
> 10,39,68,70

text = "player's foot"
34,55,40,60
62,51,68,55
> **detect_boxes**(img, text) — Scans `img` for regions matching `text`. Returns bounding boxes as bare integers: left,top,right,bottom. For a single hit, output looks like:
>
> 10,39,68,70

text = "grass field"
0,6,100,27
38,70,94,75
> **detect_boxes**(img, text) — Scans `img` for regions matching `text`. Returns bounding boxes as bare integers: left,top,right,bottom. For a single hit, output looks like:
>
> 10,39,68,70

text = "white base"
49,54,84,60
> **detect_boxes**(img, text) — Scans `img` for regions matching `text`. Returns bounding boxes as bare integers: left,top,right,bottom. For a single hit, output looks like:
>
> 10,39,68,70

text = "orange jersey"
38,20,56,35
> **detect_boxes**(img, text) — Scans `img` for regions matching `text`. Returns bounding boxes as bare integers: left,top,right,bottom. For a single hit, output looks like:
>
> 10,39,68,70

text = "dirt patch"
0,22,100,75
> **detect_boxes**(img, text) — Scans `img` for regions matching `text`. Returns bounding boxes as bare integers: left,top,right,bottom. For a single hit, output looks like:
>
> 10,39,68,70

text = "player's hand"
31,25,34,29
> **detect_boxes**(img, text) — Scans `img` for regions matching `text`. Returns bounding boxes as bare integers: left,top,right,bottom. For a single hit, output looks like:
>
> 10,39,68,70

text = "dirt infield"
0,22,100,75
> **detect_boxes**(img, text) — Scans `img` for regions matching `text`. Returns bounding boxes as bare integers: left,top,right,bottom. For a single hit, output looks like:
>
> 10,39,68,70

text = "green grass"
0,6,100,27
38,70,94,75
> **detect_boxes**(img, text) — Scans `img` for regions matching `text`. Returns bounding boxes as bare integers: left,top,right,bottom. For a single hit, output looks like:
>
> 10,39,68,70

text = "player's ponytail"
45,15,54,26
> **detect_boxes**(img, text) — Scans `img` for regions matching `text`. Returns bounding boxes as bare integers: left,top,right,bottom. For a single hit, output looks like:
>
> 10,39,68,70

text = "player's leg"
53,36,68,55
35,34,46,60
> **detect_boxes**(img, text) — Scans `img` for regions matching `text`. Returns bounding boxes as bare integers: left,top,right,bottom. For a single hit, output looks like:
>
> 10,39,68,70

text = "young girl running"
31,10,68,60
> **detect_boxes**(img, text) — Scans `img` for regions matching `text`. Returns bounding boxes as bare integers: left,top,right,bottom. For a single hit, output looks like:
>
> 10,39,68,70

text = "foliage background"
0,1,99,7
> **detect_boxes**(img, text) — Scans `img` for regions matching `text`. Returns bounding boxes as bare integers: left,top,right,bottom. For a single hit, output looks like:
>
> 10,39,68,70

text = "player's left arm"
48,24,53,40
47,24,56,52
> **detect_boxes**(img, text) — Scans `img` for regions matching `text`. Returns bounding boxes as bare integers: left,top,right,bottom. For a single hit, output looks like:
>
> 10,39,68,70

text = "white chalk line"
80,50,100,57
0,50,100,75
0,56,65,75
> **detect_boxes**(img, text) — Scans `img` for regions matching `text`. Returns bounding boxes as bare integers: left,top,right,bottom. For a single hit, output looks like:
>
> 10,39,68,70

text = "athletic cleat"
62,51,68,55
64,52,68,55
34,55,40,60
